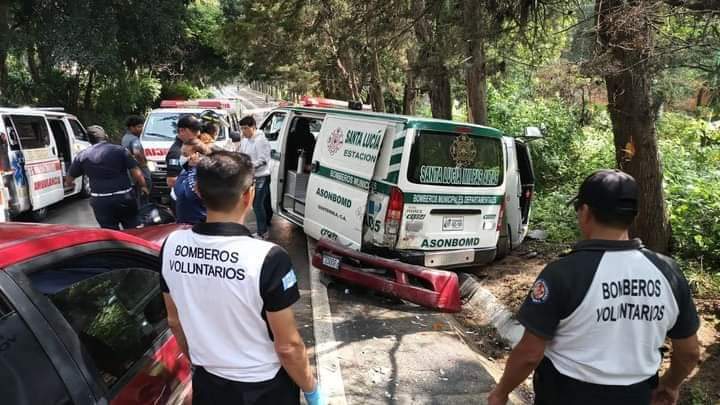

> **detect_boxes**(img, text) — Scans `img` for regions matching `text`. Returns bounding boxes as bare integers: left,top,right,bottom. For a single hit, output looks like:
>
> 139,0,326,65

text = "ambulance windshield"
143,113,180,141
407,130,503,187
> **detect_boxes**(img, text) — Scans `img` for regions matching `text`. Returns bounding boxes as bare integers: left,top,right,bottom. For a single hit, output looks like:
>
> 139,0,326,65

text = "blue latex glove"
303,384,326,405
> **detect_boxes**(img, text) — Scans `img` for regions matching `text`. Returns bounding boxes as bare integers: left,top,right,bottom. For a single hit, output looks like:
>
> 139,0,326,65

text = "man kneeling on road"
488,169,700,405
160,151,324,405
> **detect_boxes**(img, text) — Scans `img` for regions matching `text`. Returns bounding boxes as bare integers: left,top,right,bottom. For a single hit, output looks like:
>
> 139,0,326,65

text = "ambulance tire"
30,207,48,222
80,176,91,198
495,224,511,261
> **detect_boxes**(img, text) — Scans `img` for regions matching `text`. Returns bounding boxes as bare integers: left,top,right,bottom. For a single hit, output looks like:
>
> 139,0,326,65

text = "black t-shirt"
518,239,700,387
68,142,138,194
165,137,183,178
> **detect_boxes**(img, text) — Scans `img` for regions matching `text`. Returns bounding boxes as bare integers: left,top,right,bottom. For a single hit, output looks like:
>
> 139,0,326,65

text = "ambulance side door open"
303,116,389,249
260,111,289,212
8,114,64,211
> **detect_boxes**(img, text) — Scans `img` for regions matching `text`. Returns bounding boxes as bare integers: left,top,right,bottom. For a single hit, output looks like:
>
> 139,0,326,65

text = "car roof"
0,108,49,117
148,108,231,115
282,107,505,138
0,223,160,269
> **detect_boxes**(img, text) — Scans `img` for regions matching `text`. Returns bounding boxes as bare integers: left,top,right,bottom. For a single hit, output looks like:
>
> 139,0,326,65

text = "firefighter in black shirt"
488,170,700,405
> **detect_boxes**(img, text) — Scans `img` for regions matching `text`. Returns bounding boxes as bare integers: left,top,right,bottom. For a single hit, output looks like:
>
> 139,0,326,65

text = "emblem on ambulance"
450,134,477,167
327,127,344,156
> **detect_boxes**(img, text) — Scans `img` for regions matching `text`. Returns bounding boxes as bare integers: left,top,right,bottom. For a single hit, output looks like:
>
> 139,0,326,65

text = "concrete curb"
458,273,525,348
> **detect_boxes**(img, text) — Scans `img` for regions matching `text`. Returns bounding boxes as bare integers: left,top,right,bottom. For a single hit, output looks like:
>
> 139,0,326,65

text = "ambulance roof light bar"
160,99,234,110
300,96,372,111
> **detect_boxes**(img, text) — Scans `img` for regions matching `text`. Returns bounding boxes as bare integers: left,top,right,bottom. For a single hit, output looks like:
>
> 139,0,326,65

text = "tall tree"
589,0,720,252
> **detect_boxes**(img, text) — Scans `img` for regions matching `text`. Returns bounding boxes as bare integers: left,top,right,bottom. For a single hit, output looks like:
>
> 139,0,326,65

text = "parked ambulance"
260,99,539,269
140,99,243,203
0,108,90,220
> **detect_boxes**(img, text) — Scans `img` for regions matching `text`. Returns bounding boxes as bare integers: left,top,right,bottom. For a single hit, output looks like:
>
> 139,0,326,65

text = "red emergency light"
301,96,372,111
160,99,233,109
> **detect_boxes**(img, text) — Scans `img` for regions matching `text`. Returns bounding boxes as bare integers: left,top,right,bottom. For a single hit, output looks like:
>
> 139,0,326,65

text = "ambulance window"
4,116,20,149
407,130,504,187
261,112,287,141
68,119,87,142
10,115,51,150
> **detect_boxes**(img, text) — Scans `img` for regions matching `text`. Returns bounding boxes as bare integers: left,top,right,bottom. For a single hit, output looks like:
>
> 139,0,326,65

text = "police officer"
65,125,148,229
121,115,152,204
160,151,324,405
488,169,701,405
166,114,201,189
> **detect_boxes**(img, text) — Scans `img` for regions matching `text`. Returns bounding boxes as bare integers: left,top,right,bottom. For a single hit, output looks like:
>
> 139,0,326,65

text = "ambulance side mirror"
522,126,544,140
230,130,242,142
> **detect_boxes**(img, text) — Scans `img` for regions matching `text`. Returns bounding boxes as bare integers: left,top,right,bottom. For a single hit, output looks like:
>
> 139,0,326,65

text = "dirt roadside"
455,240,720,405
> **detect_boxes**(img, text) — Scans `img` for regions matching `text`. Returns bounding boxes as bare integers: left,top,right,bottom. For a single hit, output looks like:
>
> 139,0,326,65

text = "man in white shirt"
238,115,272,239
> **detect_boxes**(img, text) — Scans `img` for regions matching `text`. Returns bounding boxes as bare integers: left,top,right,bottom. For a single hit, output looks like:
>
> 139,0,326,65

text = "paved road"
33,85,509,404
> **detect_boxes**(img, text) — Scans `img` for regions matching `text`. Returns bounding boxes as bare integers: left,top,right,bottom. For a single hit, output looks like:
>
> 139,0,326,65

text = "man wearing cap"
488,169,701,405
64,125,149,229
166,114,201,189
121,115,152,205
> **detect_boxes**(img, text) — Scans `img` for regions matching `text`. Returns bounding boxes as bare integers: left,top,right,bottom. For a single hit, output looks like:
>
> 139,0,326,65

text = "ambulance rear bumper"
399,247,497,269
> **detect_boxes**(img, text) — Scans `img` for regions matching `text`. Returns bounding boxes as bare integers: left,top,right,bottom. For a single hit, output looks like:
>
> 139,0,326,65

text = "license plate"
442,216,464,231
321,253,341,270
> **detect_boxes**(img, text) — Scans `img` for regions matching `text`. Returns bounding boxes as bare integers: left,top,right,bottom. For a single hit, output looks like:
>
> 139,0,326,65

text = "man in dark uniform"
65,125,148,230
161,151,324,405
166,114,201,189
121,115,152,204
488,169,701,405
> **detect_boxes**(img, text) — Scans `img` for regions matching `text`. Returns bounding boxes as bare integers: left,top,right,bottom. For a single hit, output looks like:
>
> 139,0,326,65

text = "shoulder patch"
530,279,550,303
282,270,297,291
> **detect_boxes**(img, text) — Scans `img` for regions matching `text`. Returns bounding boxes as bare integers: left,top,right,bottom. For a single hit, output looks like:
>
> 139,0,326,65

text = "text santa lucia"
419,165,500,186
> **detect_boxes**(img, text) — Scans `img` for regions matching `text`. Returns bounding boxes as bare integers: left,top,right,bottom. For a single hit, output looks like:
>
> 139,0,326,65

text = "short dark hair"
177,114,202,132
86,125,108,144
587,206,636,229
202,122,218,135
125,115,144,128
239,115,256,128
196,151,254,212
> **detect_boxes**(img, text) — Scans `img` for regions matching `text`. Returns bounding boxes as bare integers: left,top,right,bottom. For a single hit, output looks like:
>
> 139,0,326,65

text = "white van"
0,108,89,220
261,106,538,268
140,99,243,203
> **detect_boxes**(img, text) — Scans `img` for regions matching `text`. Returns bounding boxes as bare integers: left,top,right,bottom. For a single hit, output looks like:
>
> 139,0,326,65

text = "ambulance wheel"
30,207,48,222
495,224,511,261
80,176,91,198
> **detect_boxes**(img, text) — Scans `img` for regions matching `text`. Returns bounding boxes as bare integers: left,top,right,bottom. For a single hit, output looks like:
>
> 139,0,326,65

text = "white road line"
307,238,348,405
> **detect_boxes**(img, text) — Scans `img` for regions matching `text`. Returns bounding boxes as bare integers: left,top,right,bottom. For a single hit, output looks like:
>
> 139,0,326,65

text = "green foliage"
160,81,211,101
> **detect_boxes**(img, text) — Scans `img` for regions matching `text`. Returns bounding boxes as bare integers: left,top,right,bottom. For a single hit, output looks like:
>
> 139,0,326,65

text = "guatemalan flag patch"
282,270,297,291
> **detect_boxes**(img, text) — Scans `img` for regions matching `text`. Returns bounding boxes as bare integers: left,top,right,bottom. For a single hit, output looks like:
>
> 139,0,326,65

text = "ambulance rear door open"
5,114,64,212
303,115,391,250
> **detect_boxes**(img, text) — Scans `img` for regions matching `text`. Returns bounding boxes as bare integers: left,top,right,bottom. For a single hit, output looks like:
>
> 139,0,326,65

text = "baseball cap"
568,169,638,215
86,125,108,143
177,114,202,132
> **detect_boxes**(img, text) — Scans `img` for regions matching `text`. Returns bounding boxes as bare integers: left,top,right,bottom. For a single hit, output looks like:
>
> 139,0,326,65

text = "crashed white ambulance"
140,99,243,203
262,103,538,269
0,108,89,220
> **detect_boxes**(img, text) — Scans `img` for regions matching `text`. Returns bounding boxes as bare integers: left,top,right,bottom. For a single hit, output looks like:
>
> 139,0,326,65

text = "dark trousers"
90,191,139,230
253,175,270,235
264,182,273,225
192,366,299,405
533,357,657,405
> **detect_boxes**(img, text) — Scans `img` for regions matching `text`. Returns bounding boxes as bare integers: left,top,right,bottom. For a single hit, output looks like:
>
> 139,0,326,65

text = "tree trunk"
369,50,385,112
0,0,9,93
27,47,40,85
598,0,670,253
84,69,95,110
464,0,488,124
429,64,452,120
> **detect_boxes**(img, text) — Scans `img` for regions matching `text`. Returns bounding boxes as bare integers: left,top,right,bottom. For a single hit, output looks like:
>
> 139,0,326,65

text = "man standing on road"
238,115,272,238
121,115,152,204
166,114,201,189
65,125,148,229
161,151,324,405
488,169,700,405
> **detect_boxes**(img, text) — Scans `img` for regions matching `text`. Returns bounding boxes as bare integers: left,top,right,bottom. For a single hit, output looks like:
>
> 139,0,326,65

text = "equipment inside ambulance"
0,108,89,221
262,106,539,269
140,99,243,203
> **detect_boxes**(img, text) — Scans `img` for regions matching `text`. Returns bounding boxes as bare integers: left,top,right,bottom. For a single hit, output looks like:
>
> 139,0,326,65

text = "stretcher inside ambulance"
263,103,537,269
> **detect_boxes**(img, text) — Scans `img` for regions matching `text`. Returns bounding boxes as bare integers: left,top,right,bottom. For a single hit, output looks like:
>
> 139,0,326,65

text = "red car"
0,223,192,405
